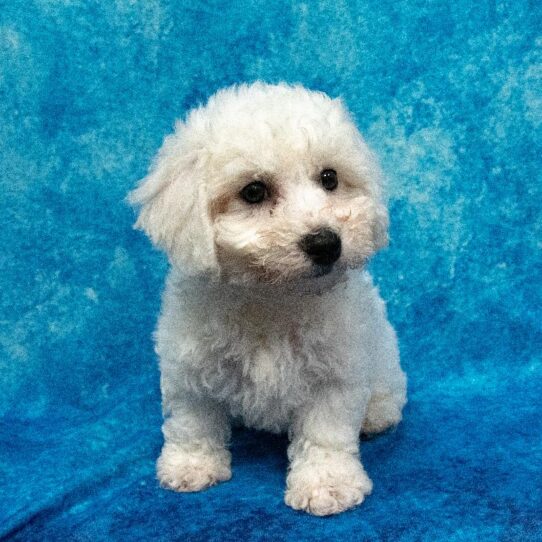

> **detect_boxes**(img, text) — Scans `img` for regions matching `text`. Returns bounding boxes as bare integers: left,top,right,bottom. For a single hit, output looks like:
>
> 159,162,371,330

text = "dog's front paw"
285,451,373,516
157,443,231,492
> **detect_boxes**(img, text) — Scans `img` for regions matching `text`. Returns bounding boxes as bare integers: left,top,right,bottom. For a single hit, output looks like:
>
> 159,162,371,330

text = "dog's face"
129,83,388,285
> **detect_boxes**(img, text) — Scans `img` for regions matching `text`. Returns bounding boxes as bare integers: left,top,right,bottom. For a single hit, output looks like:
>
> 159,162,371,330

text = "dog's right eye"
240,181,268,204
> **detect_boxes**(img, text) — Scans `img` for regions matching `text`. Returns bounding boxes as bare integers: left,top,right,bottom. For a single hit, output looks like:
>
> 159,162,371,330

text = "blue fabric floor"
1,1,541,540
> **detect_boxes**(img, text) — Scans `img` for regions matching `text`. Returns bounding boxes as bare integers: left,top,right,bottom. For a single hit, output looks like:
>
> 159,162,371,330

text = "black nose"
299,228,342,266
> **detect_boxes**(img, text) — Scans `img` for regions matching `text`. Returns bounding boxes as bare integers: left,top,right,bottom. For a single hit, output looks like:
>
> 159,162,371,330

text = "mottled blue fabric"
1,1,541,540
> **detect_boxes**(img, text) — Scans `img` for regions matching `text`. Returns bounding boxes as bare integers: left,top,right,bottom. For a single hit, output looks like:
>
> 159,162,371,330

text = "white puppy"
129,82,407,516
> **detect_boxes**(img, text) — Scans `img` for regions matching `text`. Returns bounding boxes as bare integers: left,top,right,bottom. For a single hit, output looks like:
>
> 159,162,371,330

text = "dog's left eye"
320,169,338,191
240,181,268,204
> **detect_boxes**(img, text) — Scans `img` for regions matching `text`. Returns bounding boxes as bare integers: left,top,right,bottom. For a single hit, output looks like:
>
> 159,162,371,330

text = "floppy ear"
128,129,217,276
372,203,389,251
362,148,389,252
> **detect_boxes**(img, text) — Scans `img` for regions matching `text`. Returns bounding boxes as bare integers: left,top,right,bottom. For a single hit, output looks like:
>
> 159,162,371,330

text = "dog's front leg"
157,392,231,492
285,384,373,516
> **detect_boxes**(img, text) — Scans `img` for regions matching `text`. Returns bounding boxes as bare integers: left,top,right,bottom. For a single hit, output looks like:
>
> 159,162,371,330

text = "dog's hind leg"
360,286,407,436
361,390,404,435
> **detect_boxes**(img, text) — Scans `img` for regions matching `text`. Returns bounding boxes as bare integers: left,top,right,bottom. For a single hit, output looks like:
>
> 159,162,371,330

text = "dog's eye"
320,169,338,191
240,181,268,204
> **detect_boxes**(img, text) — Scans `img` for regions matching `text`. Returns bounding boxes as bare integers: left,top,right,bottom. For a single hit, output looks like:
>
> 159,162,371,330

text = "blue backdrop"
1,1,541,540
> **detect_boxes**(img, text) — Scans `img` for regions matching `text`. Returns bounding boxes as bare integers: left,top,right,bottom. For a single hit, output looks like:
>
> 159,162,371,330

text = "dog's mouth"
245,262,340,285
312,263,335,277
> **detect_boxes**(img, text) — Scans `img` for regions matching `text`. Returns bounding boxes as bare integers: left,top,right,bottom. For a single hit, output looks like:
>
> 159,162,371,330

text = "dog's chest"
199,301,339,432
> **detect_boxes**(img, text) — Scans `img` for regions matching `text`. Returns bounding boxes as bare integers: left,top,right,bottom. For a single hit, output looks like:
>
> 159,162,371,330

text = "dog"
128,82,407,516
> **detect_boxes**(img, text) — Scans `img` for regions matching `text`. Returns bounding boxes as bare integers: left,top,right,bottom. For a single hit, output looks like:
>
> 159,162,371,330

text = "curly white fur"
129,82,407,516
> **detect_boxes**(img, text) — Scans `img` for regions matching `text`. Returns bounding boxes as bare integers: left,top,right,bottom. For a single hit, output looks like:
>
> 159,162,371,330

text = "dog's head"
129,83,388,285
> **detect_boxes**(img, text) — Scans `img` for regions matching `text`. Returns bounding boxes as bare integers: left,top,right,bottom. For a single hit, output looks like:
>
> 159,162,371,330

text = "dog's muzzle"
299,228,342,267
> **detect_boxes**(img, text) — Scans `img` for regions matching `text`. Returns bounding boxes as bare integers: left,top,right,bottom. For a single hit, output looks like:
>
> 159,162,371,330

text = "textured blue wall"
1,1,541,540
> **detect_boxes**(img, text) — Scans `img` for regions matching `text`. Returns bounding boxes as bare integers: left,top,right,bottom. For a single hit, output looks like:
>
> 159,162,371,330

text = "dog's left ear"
372,203,389,251
128,128,218,276
361,146,390,252
346,122,390,253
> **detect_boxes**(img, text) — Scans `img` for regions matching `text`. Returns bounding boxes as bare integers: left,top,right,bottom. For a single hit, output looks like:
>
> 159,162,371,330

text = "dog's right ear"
127,128,218,276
